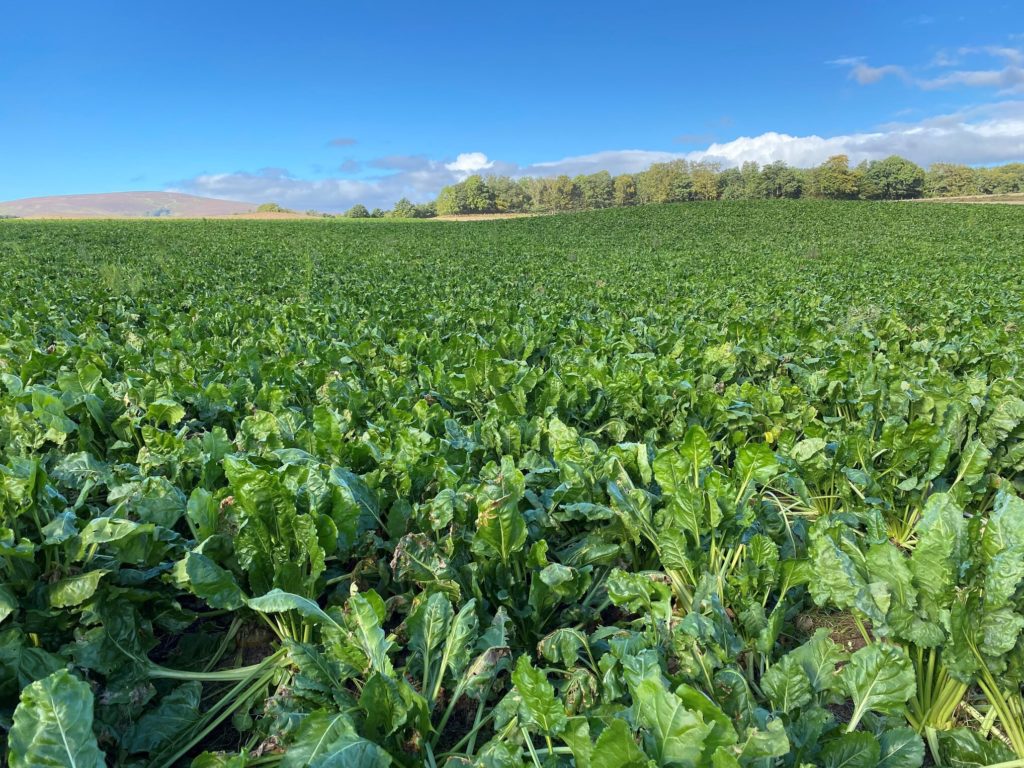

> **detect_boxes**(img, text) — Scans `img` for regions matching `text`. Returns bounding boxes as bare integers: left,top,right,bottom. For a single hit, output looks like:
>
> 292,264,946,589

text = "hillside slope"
0,191,254,218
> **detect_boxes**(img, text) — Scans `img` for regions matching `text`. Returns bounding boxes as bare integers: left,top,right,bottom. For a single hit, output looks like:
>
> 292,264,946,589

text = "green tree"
760,162,802,198
489,176,531,212
976,163,1024,194
435,184,464,216
461,175,497,213
739,161,765,198
691,162,721,200
389,198,417,218
811,155,859,199
718,167,745,199
860,156,925,199
613,174,638,206
636,160,692,204
925,163,978,197
577,171,614,209
345,204,370,218
257,202,292,213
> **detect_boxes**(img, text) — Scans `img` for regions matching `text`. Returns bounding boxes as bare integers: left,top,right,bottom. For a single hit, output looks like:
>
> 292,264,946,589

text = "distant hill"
0,191,255,218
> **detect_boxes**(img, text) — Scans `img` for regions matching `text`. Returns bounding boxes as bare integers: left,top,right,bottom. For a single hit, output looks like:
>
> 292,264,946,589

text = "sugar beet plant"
2,201,1024,767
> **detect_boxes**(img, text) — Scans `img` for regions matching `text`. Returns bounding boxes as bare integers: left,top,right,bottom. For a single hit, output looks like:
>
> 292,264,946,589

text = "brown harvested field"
433,212,538,221
221,211,320,220
912,192,1024,205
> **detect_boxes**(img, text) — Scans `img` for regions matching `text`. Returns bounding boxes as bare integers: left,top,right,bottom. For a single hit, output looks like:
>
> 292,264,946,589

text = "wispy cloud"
836,43,1024,93
327,137,357,147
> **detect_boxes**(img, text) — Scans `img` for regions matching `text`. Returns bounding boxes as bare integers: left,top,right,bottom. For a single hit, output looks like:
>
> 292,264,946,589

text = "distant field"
3,201,1024,766
913,191,1024,204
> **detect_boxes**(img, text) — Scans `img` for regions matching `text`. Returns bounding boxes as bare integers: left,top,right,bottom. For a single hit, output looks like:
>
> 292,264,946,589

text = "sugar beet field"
2,201,1024,767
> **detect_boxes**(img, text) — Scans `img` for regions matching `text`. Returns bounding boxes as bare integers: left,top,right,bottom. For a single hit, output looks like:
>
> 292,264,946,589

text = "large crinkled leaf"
908,493,965,614
954,438,991,487
761,653,813,713
789,628,846,693
840,643,915,729
512,654,567,736
439,598,479,682
146,397,186,426
358,672,409,741
632,677,713,766
935,726,1016,767
472,456,528,564
227,456,325,597
981,491,1024,610
807,527,886,625
979,395,1024,449
48,569,108,608
734,442,779,491
9,669,106,768
0,583,16,623
329,466,379,555
819,731,882,768
281,710,392,768
408,592,452,670
877,727,924,768
348,592,394,676
592,719,648,768
178,551,244,609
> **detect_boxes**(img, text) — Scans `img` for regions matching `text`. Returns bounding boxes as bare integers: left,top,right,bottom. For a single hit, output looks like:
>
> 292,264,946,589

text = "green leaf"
146,397,186,426
734,442,779,490
632,678,712,766
592,718,647,768
9,670,106,768
358,673,409,740
348,592,394,676
840,644,915,730
761,653,813,713
955,439,991,486
935,726,1016,767
408,591,452,673
819,732,881,768
981,491,1024,610
282,710,391,768
180,551,244,610
512,654,567,736
909,493,966,614
440,598,479,683
123,682,202,753
246,589,342,630
0,583,16,623
48,569,108,608
187,487,219,541
877,727,924,768
191,753,248,768
789,628,846,693
472,457,528,564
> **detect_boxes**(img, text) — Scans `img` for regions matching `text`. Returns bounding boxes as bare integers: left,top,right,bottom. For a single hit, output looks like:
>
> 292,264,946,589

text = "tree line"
329,154,1024,218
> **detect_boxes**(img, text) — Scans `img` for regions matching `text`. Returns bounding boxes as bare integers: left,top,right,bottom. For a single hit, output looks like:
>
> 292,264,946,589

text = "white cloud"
445,152,494,176
170,103,1024,211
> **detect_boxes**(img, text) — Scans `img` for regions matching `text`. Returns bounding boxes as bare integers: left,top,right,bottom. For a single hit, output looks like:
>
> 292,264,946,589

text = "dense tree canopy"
358,156,1024,218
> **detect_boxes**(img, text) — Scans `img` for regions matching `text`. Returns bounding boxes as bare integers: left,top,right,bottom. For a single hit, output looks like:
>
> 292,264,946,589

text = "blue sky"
2,1,1023,210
